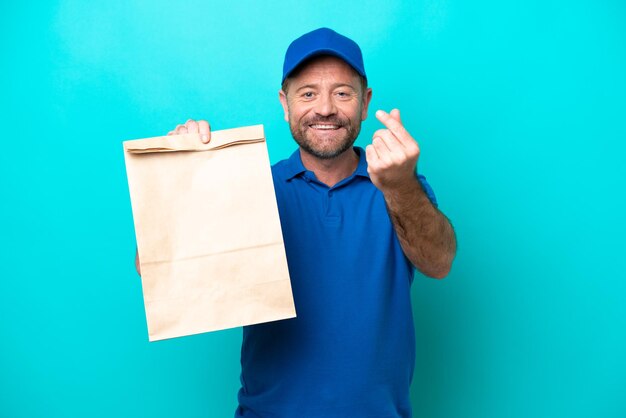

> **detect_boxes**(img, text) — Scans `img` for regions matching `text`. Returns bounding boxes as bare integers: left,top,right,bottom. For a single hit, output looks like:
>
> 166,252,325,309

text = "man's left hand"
365,109,421,192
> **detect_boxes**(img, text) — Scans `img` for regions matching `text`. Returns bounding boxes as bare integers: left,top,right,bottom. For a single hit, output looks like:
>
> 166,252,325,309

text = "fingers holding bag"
167,119,212,144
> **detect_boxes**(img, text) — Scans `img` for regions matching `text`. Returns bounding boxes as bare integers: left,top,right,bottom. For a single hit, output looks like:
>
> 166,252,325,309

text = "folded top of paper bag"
124,124,265,154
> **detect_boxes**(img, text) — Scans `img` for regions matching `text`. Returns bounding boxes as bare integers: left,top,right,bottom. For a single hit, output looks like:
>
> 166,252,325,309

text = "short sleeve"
417,174,438,208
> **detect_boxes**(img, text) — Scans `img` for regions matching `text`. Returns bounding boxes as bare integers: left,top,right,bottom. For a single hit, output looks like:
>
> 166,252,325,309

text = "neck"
299,147,359,187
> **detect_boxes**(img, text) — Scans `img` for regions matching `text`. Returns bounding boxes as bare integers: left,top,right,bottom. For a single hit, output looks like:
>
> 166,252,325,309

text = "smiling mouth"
309,124,342,130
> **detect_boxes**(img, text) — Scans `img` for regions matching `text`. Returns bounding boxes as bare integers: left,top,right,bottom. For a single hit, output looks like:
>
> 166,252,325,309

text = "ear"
278,89,289,122
360,87,373,121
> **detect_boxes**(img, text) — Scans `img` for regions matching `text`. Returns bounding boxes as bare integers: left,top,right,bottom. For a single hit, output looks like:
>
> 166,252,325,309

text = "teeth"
310,124,339,130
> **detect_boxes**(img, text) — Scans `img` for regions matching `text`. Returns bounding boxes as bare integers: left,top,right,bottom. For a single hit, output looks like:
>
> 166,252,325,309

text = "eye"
336,91,352,99
302,91,315,99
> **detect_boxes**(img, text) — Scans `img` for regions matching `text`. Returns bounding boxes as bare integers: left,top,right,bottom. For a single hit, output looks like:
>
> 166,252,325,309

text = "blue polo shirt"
236,147,437,418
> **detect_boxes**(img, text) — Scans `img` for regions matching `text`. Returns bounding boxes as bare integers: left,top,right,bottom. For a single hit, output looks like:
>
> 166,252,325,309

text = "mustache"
304,116,347,126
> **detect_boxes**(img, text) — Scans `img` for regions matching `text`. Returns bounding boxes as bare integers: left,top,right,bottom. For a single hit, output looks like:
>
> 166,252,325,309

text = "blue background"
1,1,625,417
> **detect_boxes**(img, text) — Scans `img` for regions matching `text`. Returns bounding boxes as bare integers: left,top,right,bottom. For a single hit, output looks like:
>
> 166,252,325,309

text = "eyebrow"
295,83,357,93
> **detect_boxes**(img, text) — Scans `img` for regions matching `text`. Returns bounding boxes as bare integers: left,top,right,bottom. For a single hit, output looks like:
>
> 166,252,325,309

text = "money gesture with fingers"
365,109,421,192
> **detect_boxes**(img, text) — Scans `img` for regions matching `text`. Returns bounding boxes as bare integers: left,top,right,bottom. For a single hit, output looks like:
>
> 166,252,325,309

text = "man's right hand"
168,119,212,144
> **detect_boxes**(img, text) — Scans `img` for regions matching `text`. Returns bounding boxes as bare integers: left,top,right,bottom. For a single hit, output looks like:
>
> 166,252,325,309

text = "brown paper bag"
123,124,296,341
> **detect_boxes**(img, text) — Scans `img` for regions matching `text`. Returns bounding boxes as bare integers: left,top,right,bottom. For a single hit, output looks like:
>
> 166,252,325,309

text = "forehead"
289,55,360,85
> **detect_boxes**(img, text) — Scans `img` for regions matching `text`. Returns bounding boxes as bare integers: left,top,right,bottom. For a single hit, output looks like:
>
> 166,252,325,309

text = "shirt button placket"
326,189,340,221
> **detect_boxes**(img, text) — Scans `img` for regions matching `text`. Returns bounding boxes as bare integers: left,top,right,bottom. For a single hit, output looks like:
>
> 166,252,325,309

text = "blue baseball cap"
282,27,366,83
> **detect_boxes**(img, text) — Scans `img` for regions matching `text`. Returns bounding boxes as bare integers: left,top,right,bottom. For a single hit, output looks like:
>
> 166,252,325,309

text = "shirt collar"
352,147,370,179
284,148,307,181
284,146,370,181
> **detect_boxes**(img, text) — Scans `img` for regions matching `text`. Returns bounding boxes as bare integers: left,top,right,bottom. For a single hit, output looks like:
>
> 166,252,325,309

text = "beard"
288,114,362,160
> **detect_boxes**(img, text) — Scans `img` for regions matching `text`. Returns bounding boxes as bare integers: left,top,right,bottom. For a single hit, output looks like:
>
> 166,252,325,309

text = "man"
137,28,456,417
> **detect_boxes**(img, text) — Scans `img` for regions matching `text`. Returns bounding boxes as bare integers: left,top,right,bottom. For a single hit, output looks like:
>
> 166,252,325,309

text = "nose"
314,92,337,117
